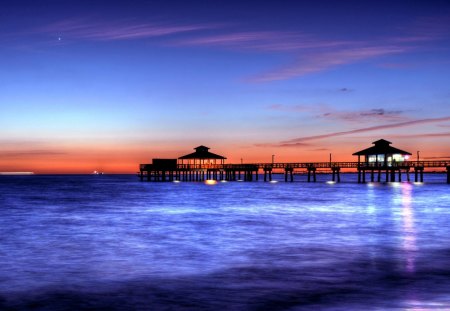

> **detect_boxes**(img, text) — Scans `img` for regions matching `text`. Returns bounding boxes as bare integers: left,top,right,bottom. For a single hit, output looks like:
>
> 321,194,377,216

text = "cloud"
173,31,348,52
255,142,310,148
34,18,209,41
250,45,408,82
389,132,450,139
321,108,407,123
0,150,66,158
269,104,408,123
280,116,450,145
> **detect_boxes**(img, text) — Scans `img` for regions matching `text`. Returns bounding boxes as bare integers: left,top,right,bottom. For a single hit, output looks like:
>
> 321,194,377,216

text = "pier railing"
141,161,449,171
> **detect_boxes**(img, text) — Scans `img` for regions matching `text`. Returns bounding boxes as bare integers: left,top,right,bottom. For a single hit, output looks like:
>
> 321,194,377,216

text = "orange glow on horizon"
1,138,448,174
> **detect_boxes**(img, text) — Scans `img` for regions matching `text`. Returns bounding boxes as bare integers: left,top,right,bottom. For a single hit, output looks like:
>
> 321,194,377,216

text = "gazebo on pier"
353,139,411,167
353,139,412,183
178,145,226,167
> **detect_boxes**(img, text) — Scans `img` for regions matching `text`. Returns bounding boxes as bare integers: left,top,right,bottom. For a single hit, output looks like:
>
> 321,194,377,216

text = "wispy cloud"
389,132,450,139
250,45,408,82
321,108,407,123
269,104,408,123
34,18,209,41
173,31,348,52
280,116,450,145
254,142,310,148
0,150,66,158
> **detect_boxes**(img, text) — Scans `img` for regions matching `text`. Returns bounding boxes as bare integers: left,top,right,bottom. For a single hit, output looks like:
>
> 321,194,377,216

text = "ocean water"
0,174,449,310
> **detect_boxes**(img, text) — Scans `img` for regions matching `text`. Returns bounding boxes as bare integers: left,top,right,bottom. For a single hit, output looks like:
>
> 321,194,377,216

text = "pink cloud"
280,116,450,145
173,31,348,52
250,45,408,82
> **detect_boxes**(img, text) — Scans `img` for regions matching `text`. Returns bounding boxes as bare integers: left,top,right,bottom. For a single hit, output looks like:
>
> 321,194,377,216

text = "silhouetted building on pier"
353,139,412,183
353,139,411,167
178,145,226,166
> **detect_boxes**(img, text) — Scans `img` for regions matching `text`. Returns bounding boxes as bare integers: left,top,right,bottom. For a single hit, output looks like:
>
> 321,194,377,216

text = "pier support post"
390,169,396,182
331,167,340,182
377,170,381,182
398,170,402,182
285,168,293,182
358,169,361,183
307,167,316,182
362,169,366,183
264,167,272,182
414,166,424,182
370,170,374,182
447,166,450,184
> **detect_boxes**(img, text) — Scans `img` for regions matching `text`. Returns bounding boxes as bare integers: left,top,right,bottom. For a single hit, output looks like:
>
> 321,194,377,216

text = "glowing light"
404,155,410,160
220,180,228,183
205,180,217,185
173,180,181,183
270,180,278,183
326,181,336,184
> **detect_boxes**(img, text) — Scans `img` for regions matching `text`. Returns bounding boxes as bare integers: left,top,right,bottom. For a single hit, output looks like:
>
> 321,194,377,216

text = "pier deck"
139,161,450,183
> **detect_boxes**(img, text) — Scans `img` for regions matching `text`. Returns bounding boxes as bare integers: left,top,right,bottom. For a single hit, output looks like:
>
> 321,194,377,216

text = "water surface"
0,174,449,310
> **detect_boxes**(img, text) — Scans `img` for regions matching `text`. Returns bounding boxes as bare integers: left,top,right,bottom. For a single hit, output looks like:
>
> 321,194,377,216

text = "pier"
139,142,450,183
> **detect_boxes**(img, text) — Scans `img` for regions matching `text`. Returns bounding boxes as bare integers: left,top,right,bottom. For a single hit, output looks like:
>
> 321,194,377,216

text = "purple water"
0,174,449,310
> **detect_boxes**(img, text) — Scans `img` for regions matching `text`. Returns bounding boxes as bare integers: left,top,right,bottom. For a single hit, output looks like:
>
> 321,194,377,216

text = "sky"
1,0,450,173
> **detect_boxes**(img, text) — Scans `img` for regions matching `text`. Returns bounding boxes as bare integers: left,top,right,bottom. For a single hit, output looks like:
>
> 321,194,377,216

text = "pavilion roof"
178,145,227,160
352,139,411,156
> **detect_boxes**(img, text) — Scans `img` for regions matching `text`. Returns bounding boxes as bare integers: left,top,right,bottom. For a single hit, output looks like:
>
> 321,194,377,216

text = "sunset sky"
1,0,450,173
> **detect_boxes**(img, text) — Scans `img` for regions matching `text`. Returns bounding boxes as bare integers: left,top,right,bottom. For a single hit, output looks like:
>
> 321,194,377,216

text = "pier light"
205,180,217,185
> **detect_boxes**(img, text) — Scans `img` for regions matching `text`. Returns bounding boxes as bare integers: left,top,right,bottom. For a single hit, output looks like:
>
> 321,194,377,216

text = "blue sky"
1,0,449,172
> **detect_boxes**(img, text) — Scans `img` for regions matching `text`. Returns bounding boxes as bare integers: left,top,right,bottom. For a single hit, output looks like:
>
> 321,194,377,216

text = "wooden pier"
139,161,450,183
138,142,450,183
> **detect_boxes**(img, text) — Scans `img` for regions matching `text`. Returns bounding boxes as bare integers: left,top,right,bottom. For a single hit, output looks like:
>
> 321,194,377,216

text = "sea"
0,174,449,311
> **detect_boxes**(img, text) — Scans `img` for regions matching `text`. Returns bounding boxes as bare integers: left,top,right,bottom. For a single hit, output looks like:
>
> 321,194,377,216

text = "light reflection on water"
0,174,449,310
